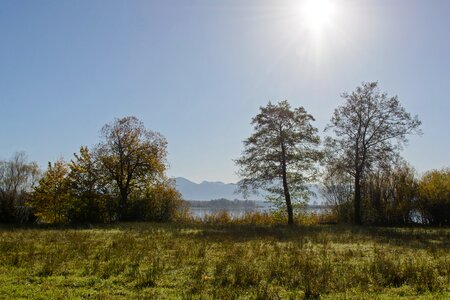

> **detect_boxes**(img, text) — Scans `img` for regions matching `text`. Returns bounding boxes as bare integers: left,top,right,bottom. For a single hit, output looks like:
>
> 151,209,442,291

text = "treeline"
0,117,184,224
1,82,449,226
323,162,449,226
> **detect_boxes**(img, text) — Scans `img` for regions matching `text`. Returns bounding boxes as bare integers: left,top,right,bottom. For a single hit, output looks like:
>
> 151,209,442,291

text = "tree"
236,101,321,225
95,116,168,220
418,168,450,226
325,82,421,225
67,146,109,222
0,152,40,223
30,159,71,224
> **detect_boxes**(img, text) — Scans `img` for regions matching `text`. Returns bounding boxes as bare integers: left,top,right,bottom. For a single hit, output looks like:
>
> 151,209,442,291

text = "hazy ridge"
174,177,322,203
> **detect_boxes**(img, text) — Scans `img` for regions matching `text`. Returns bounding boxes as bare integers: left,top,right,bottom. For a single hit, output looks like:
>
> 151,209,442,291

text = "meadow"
0,222,449,299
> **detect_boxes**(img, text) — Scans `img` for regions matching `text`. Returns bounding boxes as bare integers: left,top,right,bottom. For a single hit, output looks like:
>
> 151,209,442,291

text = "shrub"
323,162,420,225
361,163,418,225
418,168,450,225
126,180,185,222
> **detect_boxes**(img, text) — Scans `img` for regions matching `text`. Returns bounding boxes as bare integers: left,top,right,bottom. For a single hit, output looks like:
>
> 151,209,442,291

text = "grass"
0,222,449,299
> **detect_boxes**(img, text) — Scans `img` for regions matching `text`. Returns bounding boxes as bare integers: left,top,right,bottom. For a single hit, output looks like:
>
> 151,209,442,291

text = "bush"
323,162,420,226
361,163,418,225
418,168,450,226
126,181,185,222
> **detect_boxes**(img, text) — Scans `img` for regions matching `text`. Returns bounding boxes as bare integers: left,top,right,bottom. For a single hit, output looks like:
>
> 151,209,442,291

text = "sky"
1,0,449,183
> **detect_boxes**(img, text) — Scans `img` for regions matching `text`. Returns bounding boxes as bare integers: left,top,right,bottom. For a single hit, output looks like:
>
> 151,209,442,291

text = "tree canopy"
95,116,168,220
236,101,321,225
325,82,422,225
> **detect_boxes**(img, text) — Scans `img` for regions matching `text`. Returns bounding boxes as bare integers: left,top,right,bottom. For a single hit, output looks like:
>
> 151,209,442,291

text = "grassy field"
0,222,449,299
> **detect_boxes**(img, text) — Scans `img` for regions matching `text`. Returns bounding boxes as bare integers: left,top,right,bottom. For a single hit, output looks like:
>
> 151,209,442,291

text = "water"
189,204,328,219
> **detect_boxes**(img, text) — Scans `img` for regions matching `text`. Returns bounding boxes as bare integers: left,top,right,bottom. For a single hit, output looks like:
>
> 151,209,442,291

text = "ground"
0,223,449,299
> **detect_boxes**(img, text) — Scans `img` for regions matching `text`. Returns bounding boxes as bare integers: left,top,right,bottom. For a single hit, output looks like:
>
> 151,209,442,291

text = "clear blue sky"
1,0,449,183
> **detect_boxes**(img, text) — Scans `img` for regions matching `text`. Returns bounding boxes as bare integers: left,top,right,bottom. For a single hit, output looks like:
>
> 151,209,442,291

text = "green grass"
0,223,449,299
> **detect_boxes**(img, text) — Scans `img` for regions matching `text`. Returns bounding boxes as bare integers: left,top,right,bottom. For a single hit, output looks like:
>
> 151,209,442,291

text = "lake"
188,202,328,219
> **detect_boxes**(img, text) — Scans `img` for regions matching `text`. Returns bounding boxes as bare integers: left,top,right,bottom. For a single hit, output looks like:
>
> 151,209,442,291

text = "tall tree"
325,82,421,225
236,101,321,225
95,116,167,220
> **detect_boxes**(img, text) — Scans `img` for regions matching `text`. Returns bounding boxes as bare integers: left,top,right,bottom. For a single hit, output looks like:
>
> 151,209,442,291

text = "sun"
301,0,336,33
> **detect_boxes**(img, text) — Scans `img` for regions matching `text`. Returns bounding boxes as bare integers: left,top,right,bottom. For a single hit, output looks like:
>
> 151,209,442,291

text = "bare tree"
0,152,39,223
95,116,167,220
325,82,421,225
236,101,321,225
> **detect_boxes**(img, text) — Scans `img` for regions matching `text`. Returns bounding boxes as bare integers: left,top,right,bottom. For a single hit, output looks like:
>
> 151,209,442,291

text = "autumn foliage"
26,117,183,224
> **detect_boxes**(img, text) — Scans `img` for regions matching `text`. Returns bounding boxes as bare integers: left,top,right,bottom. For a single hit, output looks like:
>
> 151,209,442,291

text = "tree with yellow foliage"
30,159,71,224
418,168,450,225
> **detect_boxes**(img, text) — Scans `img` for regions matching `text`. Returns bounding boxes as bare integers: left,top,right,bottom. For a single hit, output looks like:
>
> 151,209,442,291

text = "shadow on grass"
0,221,448,250
171,223,450,250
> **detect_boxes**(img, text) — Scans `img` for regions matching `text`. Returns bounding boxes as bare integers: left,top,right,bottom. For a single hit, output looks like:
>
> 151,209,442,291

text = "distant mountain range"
173,177,323,203
173,177,246,201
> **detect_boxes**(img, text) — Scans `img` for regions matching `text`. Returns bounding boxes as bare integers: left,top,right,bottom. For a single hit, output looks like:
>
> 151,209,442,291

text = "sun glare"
302,0,336,33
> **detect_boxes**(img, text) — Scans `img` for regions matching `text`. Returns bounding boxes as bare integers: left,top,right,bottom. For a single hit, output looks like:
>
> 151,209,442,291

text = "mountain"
173,177,323,203
174,177,244,201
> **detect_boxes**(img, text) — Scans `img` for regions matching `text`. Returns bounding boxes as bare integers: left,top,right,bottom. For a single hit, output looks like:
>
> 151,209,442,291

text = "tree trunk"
119,189,128,220
282,174,294,226
354,174,362,225
280,142,294,226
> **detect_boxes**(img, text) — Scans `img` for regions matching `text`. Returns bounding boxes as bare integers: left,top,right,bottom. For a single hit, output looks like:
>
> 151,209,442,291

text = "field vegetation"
0,221,449,299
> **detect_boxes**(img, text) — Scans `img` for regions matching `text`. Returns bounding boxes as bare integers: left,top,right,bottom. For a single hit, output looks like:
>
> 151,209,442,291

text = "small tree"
30,159,71,224
236,101,321,225
325,82,421,225
95,116,167,220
